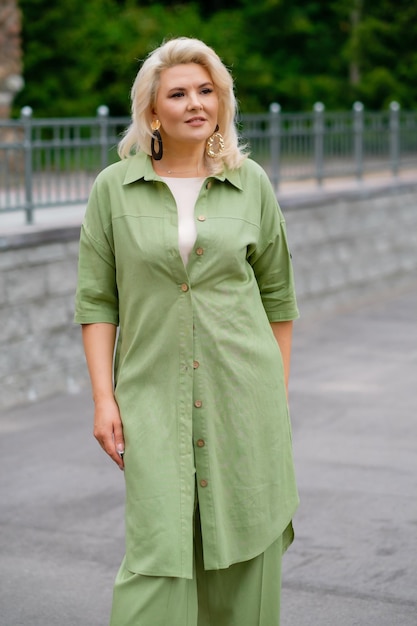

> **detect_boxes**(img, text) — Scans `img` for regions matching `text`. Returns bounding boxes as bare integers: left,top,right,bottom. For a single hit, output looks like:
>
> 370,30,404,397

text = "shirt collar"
122,152,243,190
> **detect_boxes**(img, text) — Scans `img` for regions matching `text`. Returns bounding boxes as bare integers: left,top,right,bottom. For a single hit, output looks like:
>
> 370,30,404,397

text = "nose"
188,90,203,110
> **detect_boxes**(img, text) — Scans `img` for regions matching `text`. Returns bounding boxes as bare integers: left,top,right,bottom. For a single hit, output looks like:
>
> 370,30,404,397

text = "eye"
170,91,184,98
201,88,213,95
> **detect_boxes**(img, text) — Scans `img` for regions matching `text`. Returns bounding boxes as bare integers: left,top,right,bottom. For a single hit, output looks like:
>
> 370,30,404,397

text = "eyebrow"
167,81,214,92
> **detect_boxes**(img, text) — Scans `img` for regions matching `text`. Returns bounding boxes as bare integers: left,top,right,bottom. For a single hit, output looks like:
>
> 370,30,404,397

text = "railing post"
313,102,325,186
389,101,400,177
97,105,110,170
269,102,281,192
20,106,34,224
353,101,364,182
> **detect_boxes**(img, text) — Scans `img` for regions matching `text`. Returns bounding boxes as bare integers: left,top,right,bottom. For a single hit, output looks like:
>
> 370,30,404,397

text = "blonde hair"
118,37,248,173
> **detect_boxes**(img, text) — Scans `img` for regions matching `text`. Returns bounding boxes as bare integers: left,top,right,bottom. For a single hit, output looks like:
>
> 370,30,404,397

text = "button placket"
194,190,207,268
192,333,209,493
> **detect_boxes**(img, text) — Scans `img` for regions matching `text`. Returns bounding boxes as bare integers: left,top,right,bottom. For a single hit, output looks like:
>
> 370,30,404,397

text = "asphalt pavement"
0,281,416,626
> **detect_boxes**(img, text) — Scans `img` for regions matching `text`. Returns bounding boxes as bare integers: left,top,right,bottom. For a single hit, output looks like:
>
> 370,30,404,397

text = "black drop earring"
151,119,163,160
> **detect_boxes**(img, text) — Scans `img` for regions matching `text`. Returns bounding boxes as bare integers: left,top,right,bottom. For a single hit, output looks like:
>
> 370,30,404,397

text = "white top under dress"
161,176,204,265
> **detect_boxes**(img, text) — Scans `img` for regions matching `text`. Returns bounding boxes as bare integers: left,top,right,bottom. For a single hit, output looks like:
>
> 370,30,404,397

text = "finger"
95,431,124,470
105,440,125,470
116,447,125,470
114,421,125,470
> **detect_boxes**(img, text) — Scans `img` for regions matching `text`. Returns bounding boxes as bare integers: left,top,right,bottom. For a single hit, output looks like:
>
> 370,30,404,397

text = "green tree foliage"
349,0,417,109
334,0,417,109
13,0,417,116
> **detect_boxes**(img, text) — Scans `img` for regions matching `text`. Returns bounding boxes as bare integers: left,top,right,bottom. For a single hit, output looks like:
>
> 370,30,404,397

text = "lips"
186,117,206,123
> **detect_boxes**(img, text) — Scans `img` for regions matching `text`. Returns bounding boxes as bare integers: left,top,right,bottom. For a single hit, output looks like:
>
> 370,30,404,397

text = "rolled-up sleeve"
74,181,119,325
247,171,299,322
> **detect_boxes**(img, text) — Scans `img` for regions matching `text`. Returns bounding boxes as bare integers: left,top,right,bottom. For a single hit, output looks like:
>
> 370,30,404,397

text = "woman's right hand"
93,397,125,470
81,323,124,470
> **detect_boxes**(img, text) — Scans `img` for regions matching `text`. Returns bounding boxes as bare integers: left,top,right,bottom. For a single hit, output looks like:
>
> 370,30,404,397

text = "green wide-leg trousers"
109,515,283,626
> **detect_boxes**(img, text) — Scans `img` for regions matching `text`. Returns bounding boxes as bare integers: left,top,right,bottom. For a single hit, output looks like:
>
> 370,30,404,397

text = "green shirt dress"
75,152,299,579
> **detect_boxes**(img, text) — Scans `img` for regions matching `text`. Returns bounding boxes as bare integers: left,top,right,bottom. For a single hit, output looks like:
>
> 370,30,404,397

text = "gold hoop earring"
206,125,225,158
151,119,163,161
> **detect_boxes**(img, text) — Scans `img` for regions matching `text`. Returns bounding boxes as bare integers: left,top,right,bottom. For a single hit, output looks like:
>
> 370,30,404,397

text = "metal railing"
0,105,127,224
1,102,416,224
244,101,417,189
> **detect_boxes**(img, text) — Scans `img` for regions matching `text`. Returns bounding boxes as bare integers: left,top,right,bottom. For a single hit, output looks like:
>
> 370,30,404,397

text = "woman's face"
152,63,219,149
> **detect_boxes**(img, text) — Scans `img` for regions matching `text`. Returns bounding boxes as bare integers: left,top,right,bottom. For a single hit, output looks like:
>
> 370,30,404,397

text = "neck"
154,160,207,178
153,145,208,178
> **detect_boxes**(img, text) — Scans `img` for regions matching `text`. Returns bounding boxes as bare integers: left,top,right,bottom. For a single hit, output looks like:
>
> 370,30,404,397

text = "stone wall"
281,182,417,318
1,181,416,410
1,227,85,409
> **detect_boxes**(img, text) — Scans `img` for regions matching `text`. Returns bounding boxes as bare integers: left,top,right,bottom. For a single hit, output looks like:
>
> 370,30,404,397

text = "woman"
75,37,299,626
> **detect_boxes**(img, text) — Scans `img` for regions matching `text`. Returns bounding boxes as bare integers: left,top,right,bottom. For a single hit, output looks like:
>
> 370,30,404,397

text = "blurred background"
6,0,417,117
